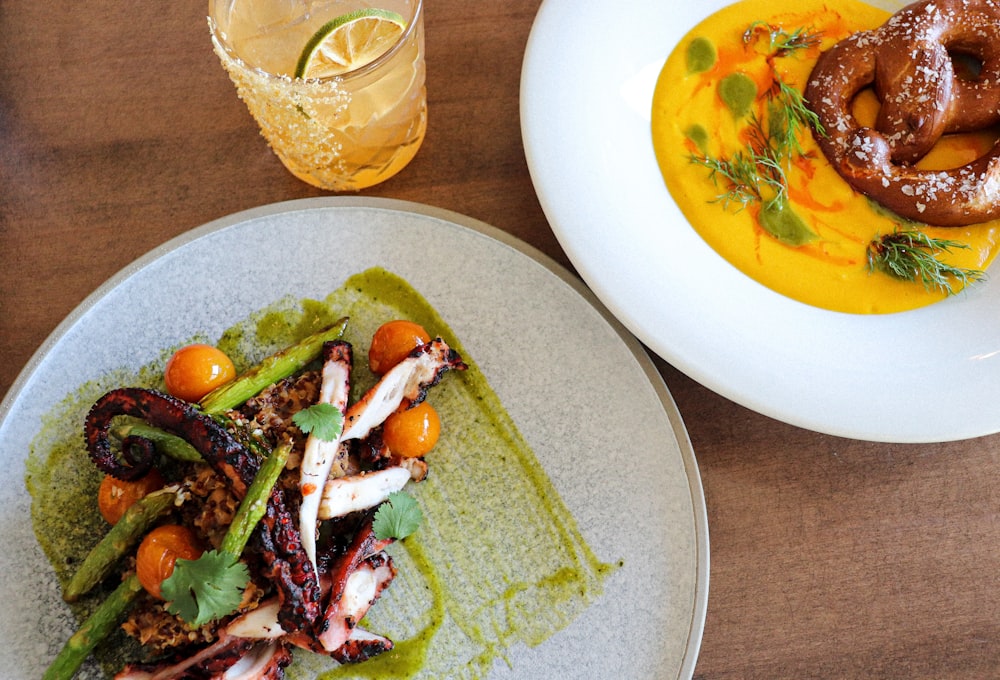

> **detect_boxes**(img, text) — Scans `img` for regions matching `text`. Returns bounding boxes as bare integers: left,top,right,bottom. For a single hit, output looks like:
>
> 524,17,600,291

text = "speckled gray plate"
0,198,708,679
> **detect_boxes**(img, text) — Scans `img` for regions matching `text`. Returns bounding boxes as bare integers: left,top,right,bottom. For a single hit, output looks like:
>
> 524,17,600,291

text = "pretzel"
805,0,1000,226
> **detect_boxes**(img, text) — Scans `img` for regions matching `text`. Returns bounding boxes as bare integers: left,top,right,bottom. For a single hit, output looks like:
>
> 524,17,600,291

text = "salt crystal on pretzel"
805,0,1000,226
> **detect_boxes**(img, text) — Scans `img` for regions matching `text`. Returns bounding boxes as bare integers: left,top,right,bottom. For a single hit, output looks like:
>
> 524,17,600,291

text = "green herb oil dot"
719,72,757,119
684,124,709,155
686,36,716,73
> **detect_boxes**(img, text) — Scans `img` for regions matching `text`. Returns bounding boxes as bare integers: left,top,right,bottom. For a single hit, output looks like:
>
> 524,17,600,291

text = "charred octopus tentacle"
85,387,260,488
86,387,324,632
317,512,395,652
114,636,292,679
254,487,324,633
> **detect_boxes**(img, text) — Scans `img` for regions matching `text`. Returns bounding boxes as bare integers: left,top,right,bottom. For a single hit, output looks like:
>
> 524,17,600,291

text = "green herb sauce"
718,72,757,119
684,124,710,155
759,198,817,246
686,36,716,73
26,267,617,679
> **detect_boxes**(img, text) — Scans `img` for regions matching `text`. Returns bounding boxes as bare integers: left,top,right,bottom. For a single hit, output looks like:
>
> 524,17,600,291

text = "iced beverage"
209,0,426,191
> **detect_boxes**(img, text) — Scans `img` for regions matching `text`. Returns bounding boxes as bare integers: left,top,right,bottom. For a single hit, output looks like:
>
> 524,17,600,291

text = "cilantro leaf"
292,403,344,441
160,549,249,627
373,491,423,540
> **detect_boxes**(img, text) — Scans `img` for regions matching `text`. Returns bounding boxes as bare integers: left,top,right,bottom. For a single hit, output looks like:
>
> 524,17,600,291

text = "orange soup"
652,0,1000,314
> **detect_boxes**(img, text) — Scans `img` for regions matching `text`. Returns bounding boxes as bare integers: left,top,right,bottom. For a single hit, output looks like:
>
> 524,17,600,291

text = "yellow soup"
652,0,1000,314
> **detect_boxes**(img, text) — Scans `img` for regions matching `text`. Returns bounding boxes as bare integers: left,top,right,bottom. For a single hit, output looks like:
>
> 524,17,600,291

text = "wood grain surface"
2,1,998,678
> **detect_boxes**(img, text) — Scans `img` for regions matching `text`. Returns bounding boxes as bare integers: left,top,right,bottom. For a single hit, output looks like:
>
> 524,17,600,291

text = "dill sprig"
691,24,824,211
867,230,986,295
743,22,822,54
690,143,785,210
692,78,809,210
768,79,825,155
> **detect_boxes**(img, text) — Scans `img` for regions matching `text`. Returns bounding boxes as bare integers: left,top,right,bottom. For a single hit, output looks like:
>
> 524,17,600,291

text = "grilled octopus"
115,635,292,679
253,487,323,632
84,387,323,632
85,387,258,489
112,515,398,678
88,336,467,677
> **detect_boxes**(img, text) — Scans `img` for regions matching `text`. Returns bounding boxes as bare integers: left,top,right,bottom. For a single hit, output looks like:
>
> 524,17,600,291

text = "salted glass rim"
208,0,423,84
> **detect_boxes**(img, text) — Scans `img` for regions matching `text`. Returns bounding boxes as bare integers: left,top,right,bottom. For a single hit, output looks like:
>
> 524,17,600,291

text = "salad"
30,268,614,680
44,315,466,679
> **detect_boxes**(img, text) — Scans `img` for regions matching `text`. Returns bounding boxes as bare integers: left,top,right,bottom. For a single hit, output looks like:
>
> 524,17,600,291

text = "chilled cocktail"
209,0,426,191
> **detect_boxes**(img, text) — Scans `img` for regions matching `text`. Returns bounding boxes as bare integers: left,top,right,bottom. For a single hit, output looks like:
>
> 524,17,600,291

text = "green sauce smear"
25,267,617,679
759,198,817,246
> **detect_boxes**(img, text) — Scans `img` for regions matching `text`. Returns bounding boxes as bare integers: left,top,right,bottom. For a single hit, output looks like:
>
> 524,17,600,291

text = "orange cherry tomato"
136,524,203,599
164,343,236,402
382,401,441,458
97,469,166,525
368,320,431,375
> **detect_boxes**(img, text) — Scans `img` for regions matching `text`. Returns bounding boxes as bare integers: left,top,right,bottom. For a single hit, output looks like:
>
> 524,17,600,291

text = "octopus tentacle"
341,338,467,442
254,487,324,633
330,627,394,665
85,387,259,489
299,340,353,577
112,636,291,680
88,388,325,637
118,434,157,479
317,513,394,652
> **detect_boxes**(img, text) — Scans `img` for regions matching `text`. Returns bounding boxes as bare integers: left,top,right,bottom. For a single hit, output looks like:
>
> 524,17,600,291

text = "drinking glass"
209,0,426,191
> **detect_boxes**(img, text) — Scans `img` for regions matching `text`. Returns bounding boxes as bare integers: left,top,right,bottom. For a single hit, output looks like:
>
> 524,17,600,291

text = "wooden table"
2,2,997,677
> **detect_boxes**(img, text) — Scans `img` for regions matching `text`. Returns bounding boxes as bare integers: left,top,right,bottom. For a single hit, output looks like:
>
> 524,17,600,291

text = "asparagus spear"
198,317,348,414
104,319,350,465
44,574,144,680
82,321,339,599
110,422,202,462
46,322,344,676
222,440,291,555
63,486,180,602
51,443,292,675
162,440,292,627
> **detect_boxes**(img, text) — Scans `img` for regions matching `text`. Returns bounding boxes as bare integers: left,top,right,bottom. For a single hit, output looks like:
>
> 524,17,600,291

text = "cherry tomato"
97,469,166,525
368,320,431,375
382,401,441,458
136,524,203,599
164,344,236,402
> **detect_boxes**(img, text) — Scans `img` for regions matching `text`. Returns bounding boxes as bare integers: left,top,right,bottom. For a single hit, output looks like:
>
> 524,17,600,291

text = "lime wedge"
294,8,407,79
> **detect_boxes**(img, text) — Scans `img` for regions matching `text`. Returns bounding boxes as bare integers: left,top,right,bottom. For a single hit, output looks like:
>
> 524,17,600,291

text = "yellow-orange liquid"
210,0,426,191
652,0,1000,314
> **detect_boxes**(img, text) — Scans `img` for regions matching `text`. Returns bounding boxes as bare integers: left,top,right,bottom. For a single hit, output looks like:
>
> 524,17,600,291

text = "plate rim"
0,196,709,679
519,0,1000,444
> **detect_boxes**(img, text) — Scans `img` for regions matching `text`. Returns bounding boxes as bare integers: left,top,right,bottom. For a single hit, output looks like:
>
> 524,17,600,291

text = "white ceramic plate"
521,0,1000,443
0,198,708,679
